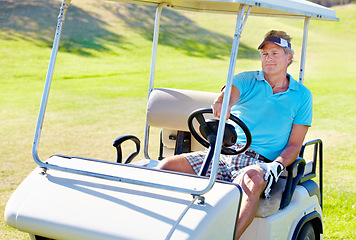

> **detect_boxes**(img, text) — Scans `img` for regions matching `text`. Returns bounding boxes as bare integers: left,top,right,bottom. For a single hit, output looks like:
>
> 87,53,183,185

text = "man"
157,30,313,239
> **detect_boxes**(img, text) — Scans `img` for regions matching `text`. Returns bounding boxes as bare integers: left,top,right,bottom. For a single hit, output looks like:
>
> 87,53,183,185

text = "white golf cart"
5,0,339,239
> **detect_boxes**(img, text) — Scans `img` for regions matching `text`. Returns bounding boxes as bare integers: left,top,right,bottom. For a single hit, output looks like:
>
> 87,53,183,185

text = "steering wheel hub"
188,108,251,155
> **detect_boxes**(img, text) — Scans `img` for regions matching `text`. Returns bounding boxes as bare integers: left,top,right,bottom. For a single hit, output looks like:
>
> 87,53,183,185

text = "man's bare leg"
157,155,196,175
233,165,266,239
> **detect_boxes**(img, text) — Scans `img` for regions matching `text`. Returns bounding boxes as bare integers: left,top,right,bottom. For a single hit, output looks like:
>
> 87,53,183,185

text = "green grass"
1,0,355,239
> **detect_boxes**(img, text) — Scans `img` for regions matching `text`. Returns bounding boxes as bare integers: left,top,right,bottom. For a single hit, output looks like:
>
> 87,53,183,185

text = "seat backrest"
146,88,219,158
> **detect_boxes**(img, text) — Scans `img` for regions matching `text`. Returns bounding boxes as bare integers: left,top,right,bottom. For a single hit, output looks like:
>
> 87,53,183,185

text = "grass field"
1,0,355,239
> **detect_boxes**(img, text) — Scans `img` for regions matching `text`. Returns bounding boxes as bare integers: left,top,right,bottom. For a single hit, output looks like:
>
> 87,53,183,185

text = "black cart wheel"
297,222,316,240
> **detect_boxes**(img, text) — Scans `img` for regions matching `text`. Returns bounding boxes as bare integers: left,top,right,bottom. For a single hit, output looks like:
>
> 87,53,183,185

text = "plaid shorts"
182,149,264,182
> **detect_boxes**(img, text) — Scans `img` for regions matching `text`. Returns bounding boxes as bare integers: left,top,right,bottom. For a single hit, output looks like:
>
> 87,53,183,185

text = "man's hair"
264,30,294,65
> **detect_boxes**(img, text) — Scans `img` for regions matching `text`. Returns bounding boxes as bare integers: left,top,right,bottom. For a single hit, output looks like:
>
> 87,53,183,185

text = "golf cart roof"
109,0,339,21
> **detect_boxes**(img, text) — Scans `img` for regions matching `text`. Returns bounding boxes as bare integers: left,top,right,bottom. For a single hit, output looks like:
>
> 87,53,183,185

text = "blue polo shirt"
231,70,313,160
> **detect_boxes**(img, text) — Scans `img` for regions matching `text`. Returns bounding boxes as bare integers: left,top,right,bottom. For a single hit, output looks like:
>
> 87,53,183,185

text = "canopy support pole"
32,0,70,168
209,5,251,187
144,3,168,159
299,17,310,84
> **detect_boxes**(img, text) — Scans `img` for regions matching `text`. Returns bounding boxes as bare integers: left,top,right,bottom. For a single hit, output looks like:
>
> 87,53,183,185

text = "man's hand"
212,85,240,119
257,161,285,199
212,99,231,119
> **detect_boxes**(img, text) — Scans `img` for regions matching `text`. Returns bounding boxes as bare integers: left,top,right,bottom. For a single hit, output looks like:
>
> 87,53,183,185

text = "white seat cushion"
146,88,219,131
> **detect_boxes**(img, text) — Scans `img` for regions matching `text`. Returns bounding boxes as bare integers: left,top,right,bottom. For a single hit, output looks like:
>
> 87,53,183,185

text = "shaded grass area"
0,0,258,59
1,0,355,239
0,0,124,56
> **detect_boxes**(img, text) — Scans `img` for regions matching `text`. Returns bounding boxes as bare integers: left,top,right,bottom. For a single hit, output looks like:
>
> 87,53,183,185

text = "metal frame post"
209,5,251,186
32,0,71,166
144,3,168,159
299,17,310,84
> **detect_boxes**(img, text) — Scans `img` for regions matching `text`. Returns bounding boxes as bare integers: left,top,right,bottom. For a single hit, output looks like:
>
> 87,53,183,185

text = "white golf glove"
257,161,285,199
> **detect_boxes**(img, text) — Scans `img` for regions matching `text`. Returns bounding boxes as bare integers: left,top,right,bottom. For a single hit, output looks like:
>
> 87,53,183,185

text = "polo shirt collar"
287,73,299,91
256,70,299,91
256,70,265,81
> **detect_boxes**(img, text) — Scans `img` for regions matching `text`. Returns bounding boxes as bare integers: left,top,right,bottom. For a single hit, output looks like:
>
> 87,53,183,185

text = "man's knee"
236,166,266,195
157,157,177,171
157,155,196,174
247,168,266,189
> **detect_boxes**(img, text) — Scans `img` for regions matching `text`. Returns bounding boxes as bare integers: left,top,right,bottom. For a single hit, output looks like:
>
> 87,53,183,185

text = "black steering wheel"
188,108,251,155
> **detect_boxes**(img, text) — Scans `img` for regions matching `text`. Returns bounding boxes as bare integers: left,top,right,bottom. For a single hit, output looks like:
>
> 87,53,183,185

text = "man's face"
261,42,292,76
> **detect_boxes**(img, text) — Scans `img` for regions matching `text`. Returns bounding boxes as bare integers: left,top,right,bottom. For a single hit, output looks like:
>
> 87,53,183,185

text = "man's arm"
212,85,240,119
275,124,309,168
258,124,309,198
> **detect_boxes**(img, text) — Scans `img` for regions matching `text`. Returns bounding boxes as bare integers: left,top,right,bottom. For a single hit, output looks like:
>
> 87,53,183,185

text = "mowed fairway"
1,0,355,239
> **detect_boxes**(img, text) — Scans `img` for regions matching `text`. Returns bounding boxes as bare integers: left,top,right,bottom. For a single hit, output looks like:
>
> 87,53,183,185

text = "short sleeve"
232,72,254,100
294,88,313,126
